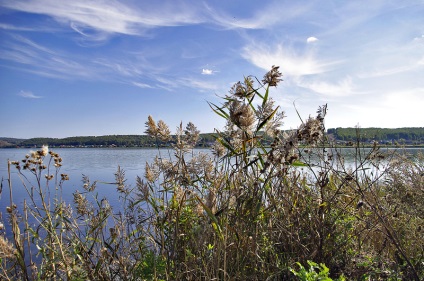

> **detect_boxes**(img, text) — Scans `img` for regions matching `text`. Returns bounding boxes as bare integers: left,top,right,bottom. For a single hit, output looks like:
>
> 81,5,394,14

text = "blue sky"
1,0,423,138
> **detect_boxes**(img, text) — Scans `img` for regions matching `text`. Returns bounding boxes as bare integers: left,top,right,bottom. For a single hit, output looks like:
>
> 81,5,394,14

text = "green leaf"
194,194,223,240
216,137,237,156
257,106,279,132
290,160,308,167
208,102,229,120
262,85,270,107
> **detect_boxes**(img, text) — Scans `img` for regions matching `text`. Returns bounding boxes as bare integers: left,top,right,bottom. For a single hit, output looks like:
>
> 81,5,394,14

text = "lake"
0,147,210,212
1,146,422,214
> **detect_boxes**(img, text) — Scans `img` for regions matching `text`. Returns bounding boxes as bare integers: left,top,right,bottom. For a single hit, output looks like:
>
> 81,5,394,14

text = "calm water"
0,148,211,212
0,147,422,212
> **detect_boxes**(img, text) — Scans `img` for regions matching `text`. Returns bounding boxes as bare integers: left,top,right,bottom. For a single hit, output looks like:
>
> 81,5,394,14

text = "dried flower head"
73,191,90,216
41,145,48,156
136,176,149,201
230,76,255,99
211,140,226,158
60,173,69,181
82,175,97,192
0,235,16,259
173,186,184,203
173,122,191,152
297,117,324,145
230,81,246,99
262,65,282,87
30,150,38,159
115,166,127,193
157,120,171,142
265,111,285,138
145,162,158,183
184,122,200,147
145,115,158,138
229,100,255,131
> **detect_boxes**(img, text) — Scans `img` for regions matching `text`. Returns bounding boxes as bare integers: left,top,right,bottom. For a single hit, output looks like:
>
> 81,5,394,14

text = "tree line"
0,134,217,148
1,127,424,148
327,127,424,144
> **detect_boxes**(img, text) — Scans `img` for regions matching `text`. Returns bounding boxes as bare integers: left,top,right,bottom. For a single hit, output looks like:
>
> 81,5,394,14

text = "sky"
0,0,423,139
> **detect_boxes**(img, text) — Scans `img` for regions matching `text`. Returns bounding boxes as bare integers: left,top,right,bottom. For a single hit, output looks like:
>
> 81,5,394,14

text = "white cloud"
132,82,153,89
297,77,354,97
202,68,213,75
306,37,318,43
242,43,340,77
0,0,205,37
0,23,44,32
205,1,313,30
18,90,42,98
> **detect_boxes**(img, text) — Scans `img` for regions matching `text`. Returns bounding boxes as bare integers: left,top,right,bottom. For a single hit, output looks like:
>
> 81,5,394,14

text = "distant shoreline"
1,127,424,148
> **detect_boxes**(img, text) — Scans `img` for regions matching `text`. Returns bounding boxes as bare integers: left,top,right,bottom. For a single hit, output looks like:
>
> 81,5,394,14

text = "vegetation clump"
1,66,423,280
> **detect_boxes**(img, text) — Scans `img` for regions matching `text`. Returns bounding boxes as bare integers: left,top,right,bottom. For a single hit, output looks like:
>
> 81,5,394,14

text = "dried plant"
1,67,423,280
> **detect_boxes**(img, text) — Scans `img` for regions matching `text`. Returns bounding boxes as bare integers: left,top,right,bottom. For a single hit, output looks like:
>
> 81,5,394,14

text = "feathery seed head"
73,191,90,216
262,65,282,87
0,236,16,258
230,81,246,99
41,145,48,156
212,140,226,158
229,100,255,131
230,76,255,99
184,122,200,147
145,115,158,138
30,150,38,159
145,162,157,183
157,120,171,142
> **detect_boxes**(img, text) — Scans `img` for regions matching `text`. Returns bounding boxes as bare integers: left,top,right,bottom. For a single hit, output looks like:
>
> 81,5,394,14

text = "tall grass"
1,66,423,280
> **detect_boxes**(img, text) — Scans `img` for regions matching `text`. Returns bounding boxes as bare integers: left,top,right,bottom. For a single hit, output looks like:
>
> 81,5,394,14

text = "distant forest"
1,127,423,148
328,127,424,144
0,134,217,148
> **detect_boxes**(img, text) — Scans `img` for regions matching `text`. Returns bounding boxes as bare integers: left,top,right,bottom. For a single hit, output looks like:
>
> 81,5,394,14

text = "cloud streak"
18,90,42,98
0,0,206,37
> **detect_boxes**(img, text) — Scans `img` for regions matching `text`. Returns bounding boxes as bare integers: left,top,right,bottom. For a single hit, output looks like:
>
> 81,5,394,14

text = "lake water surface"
0,148,210,211
1,147,422,213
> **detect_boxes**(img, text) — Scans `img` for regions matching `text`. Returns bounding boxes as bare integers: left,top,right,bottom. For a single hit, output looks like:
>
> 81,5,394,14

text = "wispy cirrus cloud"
205,1,312,29
0,34,147,81
132,82,153,89
0,23,53,32
0,0,206,37
0,33,221,93
0,36,99,80
18,90,42,98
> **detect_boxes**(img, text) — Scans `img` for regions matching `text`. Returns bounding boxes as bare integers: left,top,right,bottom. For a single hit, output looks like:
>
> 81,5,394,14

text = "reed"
1,66,423,280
